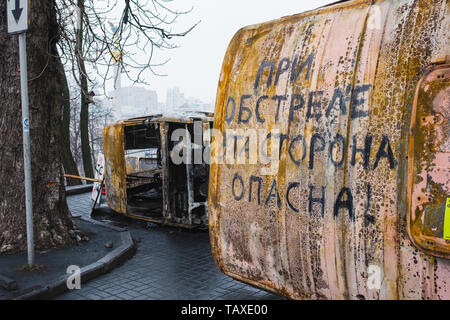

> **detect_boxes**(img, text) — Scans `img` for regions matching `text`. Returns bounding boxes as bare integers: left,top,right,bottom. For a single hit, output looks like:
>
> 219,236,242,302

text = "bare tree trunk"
76,0,94,178
0,0,79,253
89,113,96,168
70,101,81,171
57,58,81,186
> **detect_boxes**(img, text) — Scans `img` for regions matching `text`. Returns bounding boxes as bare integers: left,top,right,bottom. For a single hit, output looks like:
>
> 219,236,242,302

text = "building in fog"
166,87,185,111
174,97,214,113
111,86,160,119
106,86,213,120
165,87,214,114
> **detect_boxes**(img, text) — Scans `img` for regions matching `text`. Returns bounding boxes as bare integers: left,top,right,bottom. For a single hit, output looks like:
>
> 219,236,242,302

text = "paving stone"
57,193,285,300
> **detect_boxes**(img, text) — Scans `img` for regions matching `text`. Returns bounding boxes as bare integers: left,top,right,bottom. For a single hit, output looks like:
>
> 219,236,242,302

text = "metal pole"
19,33,34,266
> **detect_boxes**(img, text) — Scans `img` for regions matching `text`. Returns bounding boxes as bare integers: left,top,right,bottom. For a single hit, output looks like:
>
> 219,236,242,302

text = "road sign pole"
19,32,34,267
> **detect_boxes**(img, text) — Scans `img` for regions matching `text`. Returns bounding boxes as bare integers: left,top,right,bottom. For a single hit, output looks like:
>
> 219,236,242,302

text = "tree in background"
58,57,82,186
89,99,114,166
0,0,79,253
75,0,94,178
0,0,196,254
57,0,198,178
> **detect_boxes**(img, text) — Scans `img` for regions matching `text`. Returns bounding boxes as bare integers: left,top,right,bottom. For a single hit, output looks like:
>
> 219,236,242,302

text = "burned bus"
102,112,213,228
208,0,450,299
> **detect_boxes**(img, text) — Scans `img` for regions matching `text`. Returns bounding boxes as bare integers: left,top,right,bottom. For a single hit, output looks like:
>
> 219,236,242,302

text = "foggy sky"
108,0,335,104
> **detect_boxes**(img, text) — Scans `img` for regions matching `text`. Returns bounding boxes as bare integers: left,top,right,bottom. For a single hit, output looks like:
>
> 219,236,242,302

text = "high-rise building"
111,86,160,119
166,87,185,111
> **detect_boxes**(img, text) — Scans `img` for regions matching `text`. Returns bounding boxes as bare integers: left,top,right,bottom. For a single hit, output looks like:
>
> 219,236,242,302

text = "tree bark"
76,0,94,178
0,0,79,253
57,58,81,186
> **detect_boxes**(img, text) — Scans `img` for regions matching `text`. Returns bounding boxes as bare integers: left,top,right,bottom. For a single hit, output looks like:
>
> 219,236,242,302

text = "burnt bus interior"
124,122,162,218
122,114,213,228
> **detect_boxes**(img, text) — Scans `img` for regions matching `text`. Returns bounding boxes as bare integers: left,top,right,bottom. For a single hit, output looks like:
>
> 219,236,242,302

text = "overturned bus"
102,112,213,228
209,0,449,299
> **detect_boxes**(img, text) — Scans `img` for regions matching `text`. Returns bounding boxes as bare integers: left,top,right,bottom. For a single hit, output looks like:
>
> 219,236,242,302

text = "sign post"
7,0,34,266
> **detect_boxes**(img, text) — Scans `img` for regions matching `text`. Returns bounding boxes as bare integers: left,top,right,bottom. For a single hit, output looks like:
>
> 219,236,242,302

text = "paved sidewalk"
58,193,284,300
0,219,124,300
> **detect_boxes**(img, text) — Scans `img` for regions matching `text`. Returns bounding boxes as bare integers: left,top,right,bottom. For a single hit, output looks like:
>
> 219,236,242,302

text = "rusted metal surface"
103,122,127,214
209,0,449,299
103,113,213,228
408,64,450,258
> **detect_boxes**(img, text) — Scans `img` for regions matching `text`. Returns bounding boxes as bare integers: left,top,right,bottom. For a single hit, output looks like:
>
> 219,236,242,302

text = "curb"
11,229,136,300
0,274,18,291
79,216,127,233
65,184,93,196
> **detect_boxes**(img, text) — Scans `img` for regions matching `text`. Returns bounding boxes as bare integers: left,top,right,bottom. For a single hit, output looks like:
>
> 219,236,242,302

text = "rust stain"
209,0,450,299
45,182,57,187
103,113,213,228
408,64,450,259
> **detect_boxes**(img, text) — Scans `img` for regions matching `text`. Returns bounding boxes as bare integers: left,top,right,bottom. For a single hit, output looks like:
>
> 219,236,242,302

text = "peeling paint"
103,113,213,228
209,0,449,299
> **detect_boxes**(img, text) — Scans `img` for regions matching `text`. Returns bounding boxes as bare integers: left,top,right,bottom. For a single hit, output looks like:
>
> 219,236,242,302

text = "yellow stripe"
444,198,450,240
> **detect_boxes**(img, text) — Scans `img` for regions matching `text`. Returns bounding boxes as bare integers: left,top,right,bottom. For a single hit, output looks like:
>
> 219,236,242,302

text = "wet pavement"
57,192,284,300
0,219,121,300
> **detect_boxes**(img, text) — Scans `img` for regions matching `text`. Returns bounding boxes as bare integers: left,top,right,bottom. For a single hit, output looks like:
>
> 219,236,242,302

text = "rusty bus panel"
103,123,127,214
408,65,450,259
209,0,449,299
103,112,214,228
